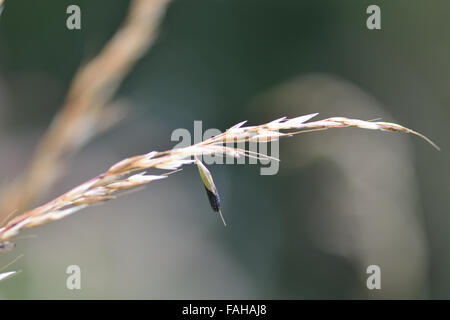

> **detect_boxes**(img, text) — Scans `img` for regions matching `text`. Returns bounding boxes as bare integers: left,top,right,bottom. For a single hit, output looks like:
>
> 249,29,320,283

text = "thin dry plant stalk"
0,113,439,242
0,0,172,222
0,0,5,18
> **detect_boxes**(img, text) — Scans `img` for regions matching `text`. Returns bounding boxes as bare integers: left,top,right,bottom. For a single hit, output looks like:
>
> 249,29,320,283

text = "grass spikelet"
195,156,226,226
0,271,16,282
0,0,5,18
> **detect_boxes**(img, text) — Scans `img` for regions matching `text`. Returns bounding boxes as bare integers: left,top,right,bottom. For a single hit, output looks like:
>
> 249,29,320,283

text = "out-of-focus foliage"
0,0,449,299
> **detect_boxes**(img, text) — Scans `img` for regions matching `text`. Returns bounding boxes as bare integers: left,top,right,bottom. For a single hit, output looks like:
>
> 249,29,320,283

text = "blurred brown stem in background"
0,0,172,221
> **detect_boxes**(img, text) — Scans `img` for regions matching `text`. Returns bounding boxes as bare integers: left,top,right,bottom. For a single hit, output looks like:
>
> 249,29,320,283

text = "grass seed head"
0,114,438,241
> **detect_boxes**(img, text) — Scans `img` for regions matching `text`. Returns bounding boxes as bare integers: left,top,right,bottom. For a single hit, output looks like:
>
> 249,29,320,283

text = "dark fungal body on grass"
204,185,221,212
195,156,227,226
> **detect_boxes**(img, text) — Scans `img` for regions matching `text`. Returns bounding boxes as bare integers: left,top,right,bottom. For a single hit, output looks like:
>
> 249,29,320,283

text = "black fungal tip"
204,185,221,212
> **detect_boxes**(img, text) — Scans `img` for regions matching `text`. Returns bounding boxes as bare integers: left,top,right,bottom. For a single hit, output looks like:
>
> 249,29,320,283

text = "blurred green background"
0,0,449,299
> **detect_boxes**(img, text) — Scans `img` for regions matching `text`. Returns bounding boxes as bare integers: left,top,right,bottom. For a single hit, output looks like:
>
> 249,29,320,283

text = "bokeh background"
0,0,449,299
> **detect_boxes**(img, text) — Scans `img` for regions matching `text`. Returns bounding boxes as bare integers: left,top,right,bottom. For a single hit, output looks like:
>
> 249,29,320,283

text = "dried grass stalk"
0,114,438,242
0,0,5,18
0,0,172,222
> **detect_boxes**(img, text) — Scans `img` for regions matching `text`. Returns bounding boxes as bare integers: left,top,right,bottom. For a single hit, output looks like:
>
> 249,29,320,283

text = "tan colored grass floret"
0,114,438,242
